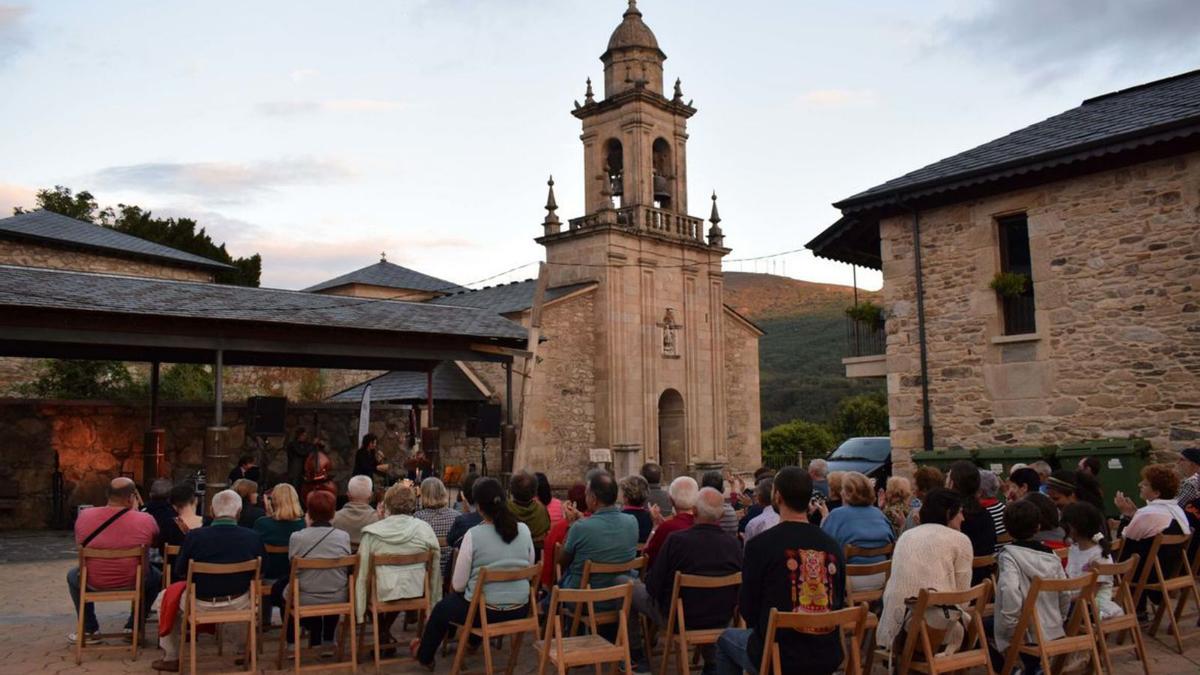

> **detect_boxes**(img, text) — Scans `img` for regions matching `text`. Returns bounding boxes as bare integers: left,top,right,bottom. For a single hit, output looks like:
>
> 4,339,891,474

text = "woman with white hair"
643,476,699,568
414,477,459,577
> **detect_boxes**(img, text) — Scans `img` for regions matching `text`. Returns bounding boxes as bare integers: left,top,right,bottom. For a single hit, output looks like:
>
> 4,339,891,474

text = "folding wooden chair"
448,564,541,675
276,555,359,673
758,603,869,675
844,556,891,674
1091,555,1150,675
357,550,434,673
896,580,995,675
262,543,289,632
75,545,147,664
998,572,1102,675
657,572,741,675
536,583,634,675
568,557,647,636
162,543,181,596
182,558,261,675
1129,533,1200,653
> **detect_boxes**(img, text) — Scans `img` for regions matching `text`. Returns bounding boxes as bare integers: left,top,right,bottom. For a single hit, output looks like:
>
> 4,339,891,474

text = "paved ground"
3,531,1200,674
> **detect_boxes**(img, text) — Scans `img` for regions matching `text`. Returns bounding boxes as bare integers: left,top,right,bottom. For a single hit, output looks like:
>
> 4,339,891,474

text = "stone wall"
723,310,763,472
881,151,1200,474
0,240,214,282
0,399,413,530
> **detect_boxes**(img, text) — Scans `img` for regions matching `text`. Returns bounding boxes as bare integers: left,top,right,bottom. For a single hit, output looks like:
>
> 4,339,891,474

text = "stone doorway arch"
658,388,687,481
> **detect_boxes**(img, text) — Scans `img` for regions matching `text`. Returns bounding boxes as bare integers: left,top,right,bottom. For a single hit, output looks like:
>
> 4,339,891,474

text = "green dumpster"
911,448,976,474
976,446,1052,480
1057,439,1152,518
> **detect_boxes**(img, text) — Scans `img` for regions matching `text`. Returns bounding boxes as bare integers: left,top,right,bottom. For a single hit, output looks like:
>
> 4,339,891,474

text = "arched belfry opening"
658,388,686,479
605,138,624,207
652,137,672,210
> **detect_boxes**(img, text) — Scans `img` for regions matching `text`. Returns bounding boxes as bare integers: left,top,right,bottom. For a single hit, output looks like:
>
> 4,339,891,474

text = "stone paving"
2,531,1200,674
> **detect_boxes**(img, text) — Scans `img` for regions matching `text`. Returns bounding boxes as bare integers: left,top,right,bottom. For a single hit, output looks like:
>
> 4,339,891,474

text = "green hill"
724,272,884,428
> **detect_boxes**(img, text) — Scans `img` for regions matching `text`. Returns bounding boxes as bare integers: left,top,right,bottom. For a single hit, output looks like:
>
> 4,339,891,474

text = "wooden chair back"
1090,555,1150,675
1131,533,1200,654
183,557,262,674
448,564,541,675
162,543,181,595
277,554,359,672
897,580,994,675
537,583,634,673
659,572,742,675
845,559,892,606
844,542,894,560
569,556,647,635
75,545,147,664
997,572,1100,675
359,549,435,670
758,604,868,675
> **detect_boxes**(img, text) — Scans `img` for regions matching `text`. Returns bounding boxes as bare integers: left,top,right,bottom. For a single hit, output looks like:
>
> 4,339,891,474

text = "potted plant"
844,301,883,329
989,271,1029,297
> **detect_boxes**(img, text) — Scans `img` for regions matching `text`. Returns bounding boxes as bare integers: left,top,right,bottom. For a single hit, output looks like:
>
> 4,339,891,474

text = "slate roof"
0,265,528,341
304,260,467,295
836,68,1200,210
0,210,233,271
327,363,487,403
428,279,596,314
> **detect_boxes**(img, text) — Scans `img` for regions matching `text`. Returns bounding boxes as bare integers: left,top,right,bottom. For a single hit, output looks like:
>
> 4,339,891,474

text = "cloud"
255,98,405,117
0,182,36,215
289,68,319,83
797,89,877,108
91,158,356,201
0,4,30,65
937,0,1200,84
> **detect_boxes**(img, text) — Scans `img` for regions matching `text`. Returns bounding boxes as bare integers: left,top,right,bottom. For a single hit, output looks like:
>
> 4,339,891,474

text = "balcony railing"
568,205,705,243
1001,293,1036,335
846,315,886,358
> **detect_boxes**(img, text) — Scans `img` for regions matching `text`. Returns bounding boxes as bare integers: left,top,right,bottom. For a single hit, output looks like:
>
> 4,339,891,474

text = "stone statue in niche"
661,308,680,357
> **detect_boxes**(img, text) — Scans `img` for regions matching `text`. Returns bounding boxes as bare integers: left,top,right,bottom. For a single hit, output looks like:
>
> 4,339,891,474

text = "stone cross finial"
707,191,725,247
585,77,595,104
543,175,561,235
626,0,640,17
673,78,683,102
380,251,387,262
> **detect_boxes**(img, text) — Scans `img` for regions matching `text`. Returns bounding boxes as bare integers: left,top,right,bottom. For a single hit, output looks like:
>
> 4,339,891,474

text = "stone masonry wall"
0,240,214,282
723,310,763,473
881,151,1200,474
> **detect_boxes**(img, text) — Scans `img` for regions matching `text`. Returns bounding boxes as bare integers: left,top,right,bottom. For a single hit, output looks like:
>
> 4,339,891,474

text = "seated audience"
232,478,266,529
145,479,176,543
1077,456,1101,479
1030,460,1053,490
820,471,895,590
227,455,261,485
700,470,740,537
1073,469,1105,513
619,474,654,543
825,471,846,511
160,483,203,549
880,476,912,537
904,465,945,530
1060,502,1122,619
743,478,778,544
643,476,699,568
331,475,380,546
878,488,973,651
630,487,743,673
154,489,264,672
536,472,564,529
1024,492,1068,552
808,458,829,498
271,491,351,649
738,476,770,533
1176,448,1200,508
642,462,674,517
446,473,482,549
413,477,536,668
991,499,1070,672
255,483,306,582
415,477,459,577
557,472,638,590
68,477,160,644
1116,463,1191,615
1005,467,1041,503
715,467,846,675
539,483,587,590
508,470,550,551
354,481,442,651
1045,470,1079,510
947,461,997,583
979,470,1007,543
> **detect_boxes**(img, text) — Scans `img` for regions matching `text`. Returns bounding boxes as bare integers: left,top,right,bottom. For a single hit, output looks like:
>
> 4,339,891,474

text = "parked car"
824,437,892,482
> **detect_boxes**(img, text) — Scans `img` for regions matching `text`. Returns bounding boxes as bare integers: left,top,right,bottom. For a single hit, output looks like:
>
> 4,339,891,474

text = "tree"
14,186,109,223
830,391,890,439
17,359,139,400
159,364,214,401
761,419,838,465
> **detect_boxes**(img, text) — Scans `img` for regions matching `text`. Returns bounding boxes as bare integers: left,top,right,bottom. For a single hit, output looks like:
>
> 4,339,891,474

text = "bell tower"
535,0,732,476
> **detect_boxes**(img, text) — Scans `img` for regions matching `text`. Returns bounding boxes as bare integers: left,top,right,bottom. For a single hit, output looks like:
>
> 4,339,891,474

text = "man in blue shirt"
557,471,638,590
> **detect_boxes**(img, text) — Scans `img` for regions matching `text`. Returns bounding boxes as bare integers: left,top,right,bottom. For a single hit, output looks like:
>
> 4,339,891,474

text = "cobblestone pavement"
2,532,1200,674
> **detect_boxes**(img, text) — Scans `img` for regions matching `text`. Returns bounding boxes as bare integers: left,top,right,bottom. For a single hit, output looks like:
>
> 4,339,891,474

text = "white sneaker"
67,631,102,644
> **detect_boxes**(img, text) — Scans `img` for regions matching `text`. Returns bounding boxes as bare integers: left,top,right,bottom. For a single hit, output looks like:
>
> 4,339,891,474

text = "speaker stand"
479,437,489,477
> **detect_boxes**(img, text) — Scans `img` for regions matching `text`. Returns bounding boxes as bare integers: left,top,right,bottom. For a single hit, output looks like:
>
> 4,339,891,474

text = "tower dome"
600,1,666,97
606,1,660,54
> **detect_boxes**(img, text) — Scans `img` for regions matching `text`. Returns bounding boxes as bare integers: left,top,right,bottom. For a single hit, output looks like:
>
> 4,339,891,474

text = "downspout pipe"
907,205,934,452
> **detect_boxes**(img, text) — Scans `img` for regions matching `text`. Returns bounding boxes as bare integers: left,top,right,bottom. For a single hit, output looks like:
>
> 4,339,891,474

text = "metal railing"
1001,293,1036,335
846,316,887,358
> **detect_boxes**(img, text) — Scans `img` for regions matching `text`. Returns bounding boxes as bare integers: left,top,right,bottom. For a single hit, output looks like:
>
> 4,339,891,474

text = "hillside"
724,272,884,428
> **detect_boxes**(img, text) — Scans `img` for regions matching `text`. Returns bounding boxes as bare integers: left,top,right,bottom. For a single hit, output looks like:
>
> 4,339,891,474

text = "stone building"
808,69,1200,474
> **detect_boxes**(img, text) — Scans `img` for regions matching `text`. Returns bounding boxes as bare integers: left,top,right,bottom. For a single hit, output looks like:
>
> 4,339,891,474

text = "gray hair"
808,458,828,479
979,470,1000,499
694,487,725,523
347,475,373,502
420,477,449,509
619,474,649,507
210,489,242,519
668,476,699,511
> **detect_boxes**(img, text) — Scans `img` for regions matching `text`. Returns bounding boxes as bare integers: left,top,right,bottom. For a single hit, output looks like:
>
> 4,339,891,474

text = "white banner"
358,384,371,447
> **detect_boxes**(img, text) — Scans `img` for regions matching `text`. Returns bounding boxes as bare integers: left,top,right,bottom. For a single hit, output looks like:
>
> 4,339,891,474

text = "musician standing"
353,433,390,484
285,427,316,491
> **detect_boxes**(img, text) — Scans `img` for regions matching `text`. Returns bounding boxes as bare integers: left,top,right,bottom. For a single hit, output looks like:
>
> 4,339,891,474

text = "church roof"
303,259,468,295
326,362,487,404
0,210,234,272
604,1,663,57
428,279,595,315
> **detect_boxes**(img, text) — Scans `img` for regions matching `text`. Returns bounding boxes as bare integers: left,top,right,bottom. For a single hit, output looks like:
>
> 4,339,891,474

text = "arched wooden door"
658,389,687,480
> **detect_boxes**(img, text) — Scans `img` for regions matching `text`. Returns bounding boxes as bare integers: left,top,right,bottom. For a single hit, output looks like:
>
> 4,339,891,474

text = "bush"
761,419,838,464
989,272,1029,298
17,359,140,400
831,391,889,439
844,301,883,328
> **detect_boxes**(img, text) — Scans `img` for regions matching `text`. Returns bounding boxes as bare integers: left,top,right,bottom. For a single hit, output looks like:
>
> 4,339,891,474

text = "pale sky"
1,1,1196,292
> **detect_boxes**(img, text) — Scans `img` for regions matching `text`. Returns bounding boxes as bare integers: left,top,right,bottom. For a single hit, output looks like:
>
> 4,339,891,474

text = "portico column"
204,350,230,512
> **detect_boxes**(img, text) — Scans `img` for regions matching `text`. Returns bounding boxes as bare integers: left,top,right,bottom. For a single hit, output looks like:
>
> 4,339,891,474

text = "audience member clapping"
557,472,638,590
643,476,698,568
